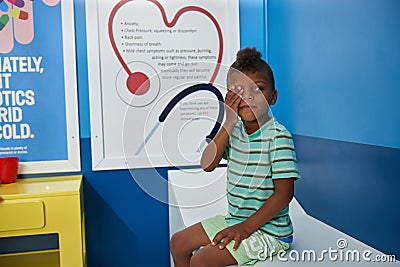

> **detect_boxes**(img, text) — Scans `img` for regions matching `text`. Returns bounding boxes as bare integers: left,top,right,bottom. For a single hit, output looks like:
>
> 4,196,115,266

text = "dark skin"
171,70,294,267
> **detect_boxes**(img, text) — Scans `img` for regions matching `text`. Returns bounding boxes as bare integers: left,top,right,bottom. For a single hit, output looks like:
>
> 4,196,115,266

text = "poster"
0,0,80,174
87,0,239,170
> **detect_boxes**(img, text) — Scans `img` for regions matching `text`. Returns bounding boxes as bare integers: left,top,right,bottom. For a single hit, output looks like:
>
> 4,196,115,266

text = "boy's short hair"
229,47,275,90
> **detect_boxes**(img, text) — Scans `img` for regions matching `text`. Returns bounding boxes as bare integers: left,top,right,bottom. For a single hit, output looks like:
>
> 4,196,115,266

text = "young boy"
170,47,300,267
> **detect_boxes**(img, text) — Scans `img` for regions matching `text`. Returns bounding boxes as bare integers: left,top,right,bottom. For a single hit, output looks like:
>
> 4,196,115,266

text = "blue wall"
269,0,400,149
268,0,400,259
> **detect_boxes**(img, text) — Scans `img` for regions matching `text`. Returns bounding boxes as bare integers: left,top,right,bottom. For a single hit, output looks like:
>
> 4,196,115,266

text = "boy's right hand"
224,85,242,129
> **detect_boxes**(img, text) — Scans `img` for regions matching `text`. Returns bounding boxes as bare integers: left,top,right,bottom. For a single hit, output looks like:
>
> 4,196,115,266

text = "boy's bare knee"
190,245,236,267
190,251,208,267
170,232,181,255
170,231,190,256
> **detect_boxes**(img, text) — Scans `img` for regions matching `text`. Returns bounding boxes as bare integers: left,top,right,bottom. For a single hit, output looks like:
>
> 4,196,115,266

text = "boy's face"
227,70,277,125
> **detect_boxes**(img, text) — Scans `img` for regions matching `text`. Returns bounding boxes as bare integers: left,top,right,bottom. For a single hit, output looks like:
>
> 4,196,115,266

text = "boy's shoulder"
232,118,293,139
267,117,292,135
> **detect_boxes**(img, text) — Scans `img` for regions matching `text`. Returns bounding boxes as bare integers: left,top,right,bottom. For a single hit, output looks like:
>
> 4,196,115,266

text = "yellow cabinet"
0,175,86,267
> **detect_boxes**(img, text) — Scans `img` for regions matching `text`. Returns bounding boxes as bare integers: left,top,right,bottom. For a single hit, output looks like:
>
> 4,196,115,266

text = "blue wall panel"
268,0,400,259
81,138,170,267
268,0,400,149
75,0,90,139
239,0,266,57
294,135,400,258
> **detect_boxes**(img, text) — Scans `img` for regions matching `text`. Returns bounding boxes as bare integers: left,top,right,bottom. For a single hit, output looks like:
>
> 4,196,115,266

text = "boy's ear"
269,89,278,105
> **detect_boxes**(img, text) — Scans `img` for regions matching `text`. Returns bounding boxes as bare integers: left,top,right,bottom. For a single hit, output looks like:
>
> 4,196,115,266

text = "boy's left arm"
212,178,294,251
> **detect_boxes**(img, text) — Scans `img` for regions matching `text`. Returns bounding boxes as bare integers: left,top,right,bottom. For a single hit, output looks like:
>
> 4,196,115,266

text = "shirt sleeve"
271,130,301,180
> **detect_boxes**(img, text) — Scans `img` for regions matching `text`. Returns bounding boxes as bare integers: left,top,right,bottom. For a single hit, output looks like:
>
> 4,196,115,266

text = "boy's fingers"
225,90,238,100
233,237,241,251
225,94,241,109
232,95,241,105
213,230,233,248
226,90,241,102
229,85,243,94
228,86,243,96
218,235,233,250
212,230,225,246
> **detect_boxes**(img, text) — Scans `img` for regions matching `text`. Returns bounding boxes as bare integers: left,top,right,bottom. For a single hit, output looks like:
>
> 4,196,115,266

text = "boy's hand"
224,86,242,127
212,222,251,251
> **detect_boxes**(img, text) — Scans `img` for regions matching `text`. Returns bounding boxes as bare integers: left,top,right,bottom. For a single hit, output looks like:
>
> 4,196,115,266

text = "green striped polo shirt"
224,117,300,238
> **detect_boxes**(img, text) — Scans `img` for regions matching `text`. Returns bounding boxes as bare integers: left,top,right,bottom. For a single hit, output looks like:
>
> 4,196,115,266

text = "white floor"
168,167,399,266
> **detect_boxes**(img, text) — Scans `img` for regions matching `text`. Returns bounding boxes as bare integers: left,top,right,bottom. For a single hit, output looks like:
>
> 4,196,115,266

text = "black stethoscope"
134,83,224,155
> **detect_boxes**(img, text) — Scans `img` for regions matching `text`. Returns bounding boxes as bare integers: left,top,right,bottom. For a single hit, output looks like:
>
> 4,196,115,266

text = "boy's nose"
241,87,254,100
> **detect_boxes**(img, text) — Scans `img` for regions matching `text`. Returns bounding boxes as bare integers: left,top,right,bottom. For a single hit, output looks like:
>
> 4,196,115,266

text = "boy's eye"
255,87,264,91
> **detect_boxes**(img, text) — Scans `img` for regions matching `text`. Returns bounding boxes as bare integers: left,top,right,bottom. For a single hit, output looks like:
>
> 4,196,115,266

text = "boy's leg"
170,222,210,267
190,243,237,267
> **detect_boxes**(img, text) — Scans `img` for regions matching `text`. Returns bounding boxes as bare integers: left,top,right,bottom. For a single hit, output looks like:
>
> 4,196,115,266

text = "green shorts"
201,215,291,266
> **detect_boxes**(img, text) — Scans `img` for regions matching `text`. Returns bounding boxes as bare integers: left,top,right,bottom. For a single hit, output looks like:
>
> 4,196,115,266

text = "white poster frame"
86,0,240,171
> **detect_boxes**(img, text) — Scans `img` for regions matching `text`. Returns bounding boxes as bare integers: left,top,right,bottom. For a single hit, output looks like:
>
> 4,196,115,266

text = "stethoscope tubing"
159,83,224,142
134,83,224,155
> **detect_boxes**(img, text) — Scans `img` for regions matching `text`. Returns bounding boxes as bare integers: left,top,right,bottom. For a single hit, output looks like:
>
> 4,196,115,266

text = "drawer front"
0,200,45,232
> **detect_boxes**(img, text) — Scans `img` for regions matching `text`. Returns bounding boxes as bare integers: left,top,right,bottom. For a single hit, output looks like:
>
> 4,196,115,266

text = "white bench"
168,168,399,266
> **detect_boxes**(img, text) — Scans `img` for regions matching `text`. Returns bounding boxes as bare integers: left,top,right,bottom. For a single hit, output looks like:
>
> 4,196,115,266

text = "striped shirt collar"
238,117,276,140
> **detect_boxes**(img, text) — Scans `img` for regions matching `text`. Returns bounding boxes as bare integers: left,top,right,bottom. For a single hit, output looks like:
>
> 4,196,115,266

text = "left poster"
0,0,80,174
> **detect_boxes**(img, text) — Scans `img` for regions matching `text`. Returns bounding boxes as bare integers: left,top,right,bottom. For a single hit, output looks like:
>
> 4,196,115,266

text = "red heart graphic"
108,0,223,95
